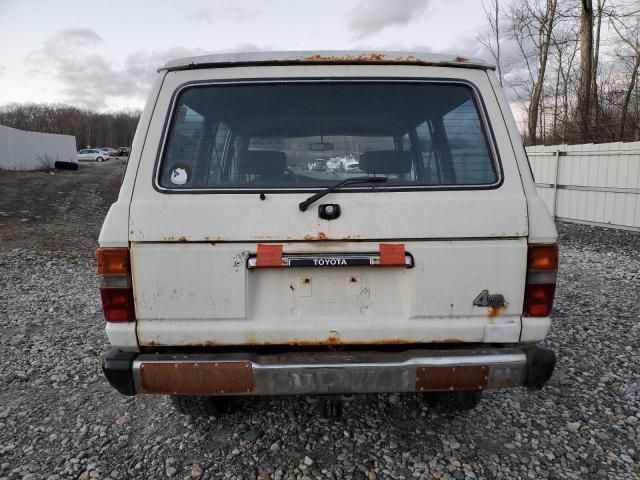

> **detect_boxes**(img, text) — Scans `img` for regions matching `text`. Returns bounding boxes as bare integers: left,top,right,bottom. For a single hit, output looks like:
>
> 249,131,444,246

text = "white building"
0,124,77,170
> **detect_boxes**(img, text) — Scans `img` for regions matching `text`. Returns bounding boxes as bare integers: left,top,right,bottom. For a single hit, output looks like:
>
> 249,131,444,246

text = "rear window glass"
158,82,498,190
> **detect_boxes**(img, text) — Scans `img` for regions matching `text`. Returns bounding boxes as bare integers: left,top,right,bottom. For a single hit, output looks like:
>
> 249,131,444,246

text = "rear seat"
359,151,412,176
239,150,287,181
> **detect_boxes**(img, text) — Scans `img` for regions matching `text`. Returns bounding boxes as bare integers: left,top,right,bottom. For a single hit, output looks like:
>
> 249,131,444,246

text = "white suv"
99,51,558,416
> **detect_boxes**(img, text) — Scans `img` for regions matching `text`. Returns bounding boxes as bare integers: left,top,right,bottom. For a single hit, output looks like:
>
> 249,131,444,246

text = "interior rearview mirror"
309,142,334,152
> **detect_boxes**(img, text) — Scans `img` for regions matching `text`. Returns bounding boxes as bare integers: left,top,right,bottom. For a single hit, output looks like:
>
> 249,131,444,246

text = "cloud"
48,28,103,46
185,6,251,24
0,65,5,77
185,7,214,24
351,42,432,53
24,29,207,110
23,30,273,111
125,47,208,79
347,0,430,38
25,29,138,110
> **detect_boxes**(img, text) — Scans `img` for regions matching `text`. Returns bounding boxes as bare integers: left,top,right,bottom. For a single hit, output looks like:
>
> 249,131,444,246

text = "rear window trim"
153,77,504,194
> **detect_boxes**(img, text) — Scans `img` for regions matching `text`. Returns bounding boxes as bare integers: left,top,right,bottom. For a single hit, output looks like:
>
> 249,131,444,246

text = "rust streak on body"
259,338,466,346
146,338,467,348
187,340,218,347
487,303,508,322
303,231,328,241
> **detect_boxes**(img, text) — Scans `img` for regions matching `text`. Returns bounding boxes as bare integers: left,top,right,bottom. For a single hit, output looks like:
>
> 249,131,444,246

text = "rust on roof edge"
162,55,494,73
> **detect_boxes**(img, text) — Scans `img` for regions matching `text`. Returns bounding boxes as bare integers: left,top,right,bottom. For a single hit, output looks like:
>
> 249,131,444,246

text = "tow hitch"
305,394,354,417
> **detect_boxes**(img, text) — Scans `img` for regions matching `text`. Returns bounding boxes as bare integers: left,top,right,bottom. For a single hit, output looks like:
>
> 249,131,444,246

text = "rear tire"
96,156,104,162
169,395,231,417
423,391,483,413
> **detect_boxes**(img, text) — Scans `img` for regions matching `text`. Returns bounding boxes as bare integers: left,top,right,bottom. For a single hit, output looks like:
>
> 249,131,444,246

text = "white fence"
0,124,77,170
526,142,640,231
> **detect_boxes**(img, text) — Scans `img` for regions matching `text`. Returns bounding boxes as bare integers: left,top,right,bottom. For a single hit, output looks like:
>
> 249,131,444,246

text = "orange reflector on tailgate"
379,243,406,266
97,248,130,275
255,244,283,267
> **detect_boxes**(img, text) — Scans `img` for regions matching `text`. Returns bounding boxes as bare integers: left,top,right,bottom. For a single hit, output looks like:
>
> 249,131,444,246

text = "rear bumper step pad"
103,346,555,396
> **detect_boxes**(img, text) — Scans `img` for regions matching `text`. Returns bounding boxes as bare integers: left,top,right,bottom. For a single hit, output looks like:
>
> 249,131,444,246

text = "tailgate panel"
132,240,527,346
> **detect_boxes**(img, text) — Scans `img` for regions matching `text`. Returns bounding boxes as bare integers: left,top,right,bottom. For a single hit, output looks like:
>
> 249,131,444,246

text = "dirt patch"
0,159,126,256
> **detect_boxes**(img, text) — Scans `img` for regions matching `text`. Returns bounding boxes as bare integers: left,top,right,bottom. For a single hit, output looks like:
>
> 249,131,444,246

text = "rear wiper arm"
299,176,388,212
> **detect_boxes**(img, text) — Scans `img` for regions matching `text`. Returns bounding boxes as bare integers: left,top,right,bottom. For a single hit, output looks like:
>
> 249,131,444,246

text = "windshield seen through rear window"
158,82,498,190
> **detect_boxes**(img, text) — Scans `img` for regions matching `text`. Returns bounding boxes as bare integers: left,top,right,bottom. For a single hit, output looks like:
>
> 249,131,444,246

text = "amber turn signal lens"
528,244,559,271
97,248,130,275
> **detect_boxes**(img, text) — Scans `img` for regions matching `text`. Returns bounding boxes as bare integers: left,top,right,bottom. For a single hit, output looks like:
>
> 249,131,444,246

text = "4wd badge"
473,290,506,308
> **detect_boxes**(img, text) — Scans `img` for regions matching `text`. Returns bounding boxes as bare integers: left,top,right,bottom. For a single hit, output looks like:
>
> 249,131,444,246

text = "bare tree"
484,0,640,144
610,8,640,139
0,103,140,149
506,0,559,143
547,20,580,143
590,0,607,126
479,0,503,85
577,0,594,142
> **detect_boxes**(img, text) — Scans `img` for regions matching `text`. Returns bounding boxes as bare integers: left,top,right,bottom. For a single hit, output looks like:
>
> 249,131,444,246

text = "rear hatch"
129,68,528,347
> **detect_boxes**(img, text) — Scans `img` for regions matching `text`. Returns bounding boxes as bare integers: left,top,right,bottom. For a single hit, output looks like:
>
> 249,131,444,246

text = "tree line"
480,0,640,145
0,103,141,150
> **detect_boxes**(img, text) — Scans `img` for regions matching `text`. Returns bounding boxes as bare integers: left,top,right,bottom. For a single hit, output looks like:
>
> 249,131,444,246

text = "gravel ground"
0,222,638,480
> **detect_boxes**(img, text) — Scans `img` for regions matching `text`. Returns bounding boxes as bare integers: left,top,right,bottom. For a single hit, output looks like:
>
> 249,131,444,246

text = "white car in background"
77,149,110,162
99,147,120,157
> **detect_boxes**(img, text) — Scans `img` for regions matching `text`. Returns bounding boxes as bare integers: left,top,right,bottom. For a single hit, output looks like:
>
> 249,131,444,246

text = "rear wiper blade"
298,176,388,212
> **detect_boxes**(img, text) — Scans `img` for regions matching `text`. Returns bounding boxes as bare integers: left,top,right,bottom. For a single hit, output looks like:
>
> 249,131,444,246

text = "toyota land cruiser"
99,51,558,415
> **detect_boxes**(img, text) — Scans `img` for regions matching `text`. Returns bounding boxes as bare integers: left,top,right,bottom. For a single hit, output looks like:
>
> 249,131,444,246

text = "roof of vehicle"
159,51,495,72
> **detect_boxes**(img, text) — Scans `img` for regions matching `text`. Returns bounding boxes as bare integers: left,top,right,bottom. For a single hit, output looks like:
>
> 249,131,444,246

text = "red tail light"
97,247,135,322
100,288,135,322
524,244,559,317
524,284,556,317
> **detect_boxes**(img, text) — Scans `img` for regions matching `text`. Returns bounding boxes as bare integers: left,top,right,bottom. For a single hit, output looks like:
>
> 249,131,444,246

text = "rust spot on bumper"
140,361,254,395
415,365,488,392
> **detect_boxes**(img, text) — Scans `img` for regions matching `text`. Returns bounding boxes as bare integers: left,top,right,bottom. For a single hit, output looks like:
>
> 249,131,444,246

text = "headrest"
359,151,412,175
239,150,287,176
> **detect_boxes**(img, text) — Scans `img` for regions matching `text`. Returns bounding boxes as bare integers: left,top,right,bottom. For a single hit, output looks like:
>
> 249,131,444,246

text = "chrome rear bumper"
103,346,555,396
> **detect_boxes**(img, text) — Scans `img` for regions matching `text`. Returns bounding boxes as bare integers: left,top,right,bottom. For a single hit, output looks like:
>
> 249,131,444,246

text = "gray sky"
0,0,498,111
